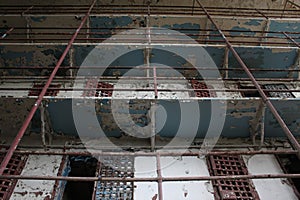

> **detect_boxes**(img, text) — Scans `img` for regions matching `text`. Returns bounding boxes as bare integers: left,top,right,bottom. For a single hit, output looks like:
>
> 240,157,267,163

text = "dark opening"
63,157,97,200
277,155,300,198
239,85,261,97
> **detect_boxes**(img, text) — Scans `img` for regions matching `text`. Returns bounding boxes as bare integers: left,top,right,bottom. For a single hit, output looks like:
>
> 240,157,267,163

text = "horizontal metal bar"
1,66,300,71
4,27,300,35
0,4,299,12
1,77,299,83
1,173,300,182
0,150,296,156
0,87,299,93
0,143,287,150
6,32,300,41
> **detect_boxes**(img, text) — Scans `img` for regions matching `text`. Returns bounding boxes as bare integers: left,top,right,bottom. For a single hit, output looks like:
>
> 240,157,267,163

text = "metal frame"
0,4,299,18
196,0,300,158
0,1,299,199
0,0,97,175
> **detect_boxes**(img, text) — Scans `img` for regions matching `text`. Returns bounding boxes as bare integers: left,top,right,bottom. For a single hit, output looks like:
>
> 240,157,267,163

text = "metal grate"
207,155,260,200
95,156,134,200
264,84,295,98
96,82,114,97
0,153,28,200
81,78,98,97
82,79,114,97
190,80,216,97
28,83,61,96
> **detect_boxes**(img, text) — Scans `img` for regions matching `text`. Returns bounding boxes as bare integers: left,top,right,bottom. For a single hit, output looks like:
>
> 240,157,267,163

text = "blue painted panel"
90,16,136,39
158,23,201,40
39,98,300,138
205,46,225,68
230,27,256,36
73,45,95,66
47,99,78,135
265,99,300,137
269,21,300,36
228,47,298,78
0,45,69,76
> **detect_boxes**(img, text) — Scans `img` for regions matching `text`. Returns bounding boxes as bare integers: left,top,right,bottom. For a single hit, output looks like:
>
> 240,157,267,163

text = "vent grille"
0,153,28,200
82,79,114,97
190,80,216,97
207,155,259,200
95,156,134,199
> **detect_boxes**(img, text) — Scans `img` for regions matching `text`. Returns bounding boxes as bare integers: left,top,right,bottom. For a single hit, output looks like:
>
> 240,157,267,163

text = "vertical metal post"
40,102,46,148
222,47,229,79
0,0,97,175
153,66,158,98
156,153,163,200
281,0,288,18
259,105,266,149
196,0,300,158
192,0,196,15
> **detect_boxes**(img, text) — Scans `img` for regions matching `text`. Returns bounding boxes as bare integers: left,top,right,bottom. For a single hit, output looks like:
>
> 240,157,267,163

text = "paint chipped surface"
134,156,158,199
11,155,62,200
160,156,214,199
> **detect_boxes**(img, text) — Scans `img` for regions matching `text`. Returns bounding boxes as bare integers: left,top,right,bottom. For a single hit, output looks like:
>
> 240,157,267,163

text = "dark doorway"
63,157,97,200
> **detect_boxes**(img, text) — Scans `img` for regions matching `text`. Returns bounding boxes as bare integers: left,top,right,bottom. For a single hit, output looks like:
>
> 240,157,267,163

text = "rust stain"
14,191,28,196
184,191,188,197
152,194,158,200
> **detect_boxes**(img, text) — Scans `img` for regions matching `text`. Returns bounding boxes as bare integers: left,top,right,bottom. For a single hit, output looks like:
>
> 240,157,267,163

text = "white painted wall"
134,156,214,200
243,154,298,200
10,155,62,200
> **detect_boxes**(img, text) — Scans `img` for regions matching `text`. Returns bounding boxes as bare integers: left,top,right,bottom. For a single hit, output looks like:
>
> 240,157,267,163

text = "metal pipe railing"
0,0,97,175
196,0,300,158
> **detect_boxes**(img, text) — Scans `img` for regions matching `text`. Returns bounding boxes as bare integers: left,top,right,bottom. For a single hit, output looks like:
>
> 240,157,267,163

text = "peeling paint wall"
11,155,62,200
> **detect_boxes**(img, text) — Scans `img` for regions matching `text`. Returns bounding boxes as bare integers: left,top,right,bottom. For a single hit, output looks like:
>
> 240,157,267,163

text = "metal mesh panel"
82,79,114,97
190,80,216,97
264,84,295,98
0,153,28,200
95,156,134,200
96,82,114,97
208,155,260,200
81,78,98,97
